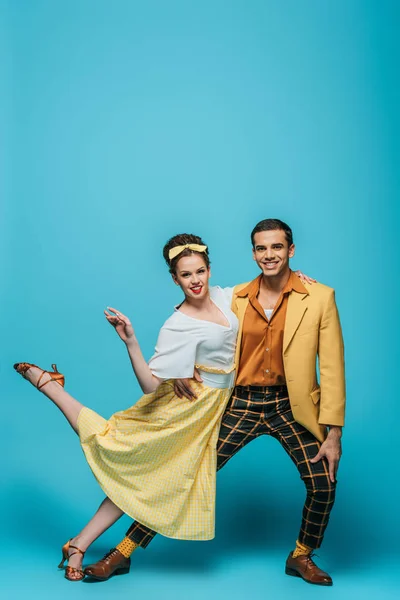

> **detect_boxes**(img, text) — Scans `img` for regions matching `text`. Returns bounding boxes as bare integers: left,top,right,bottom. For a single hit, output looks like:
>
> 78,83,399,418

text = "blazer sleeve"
318,289,346,426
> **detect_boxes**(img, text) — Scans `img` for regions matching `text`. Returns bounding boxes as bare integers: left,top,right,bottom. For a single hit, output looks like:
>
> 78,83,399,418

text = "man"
84,218,345,585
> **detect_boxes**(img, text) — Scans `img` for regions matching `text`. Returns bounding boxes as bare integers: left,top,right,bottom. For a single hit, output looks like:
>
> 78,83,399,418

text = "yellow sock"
292,539,313,558
116,537,139,558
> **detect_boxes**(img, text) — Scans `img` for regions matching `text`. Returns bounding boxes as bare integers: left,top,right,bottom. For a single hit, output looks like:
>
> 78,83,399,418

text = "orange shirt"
236,271,308,386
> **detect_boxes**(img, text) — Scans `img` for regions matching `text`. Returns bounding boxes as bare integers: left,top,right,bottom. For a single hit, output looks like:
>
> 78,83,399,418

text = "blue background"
2,1,399,598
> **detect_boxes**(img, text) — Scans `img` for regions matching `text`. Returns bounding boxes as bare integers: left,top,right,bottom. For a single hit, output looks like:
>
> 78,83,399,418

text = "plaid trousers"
126,385,336,549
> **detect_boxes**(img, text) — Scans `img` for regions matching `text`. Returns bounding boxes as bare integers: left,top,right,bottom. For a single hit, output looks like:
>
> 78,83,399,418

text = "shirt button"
266,348,269,352
265,369,269,373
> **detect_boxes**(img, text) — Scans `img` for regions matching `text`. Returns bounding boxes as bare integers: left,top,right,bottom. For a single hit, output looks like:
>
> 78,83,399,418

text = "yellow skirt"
77,380,232,540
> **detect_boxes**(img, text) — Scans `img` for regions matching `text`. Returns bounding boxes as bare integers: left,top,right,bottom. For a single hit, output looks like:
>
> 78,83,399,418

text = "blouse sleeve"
148,318,198,379
210,285,235,307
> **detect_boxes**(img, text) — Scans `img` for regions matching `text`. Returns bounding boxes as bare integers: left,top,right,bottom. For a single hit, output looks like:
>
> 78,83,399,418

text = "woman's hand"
295,270,317,285
104,307,136,345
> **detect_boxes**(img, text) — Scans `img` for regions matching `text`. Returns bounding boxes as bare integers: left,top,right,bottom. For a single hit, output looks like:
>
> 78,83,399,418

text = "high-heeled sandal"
58,539,86,581
13,362,65,389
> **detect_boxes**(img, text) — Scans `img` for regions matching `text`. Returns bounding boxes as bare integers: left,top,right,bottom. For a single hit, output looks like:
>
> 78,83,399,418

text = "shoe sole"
84,567,130,581
285,567,333,586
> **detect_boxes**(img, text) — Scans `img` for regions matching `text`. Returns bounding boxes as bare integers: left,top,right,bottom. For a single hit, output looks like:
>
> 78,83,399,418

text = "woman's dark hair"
163,233,210,274
251,218,294,247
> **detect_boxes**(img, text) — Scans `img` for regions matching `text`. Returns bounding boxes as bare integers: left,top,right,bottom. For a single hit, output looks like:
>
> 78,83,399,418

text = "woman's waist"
195,364,235,389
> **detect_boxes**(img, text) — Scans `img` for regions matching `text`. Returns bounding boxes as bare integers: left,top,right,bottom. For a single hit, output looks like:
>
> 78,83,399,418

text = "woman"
14,233,311,581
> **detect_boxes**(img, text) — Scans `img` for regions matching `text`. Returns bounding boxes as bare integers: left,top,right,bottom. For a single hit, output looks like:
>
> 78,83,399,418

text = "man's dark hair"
251,219,294,247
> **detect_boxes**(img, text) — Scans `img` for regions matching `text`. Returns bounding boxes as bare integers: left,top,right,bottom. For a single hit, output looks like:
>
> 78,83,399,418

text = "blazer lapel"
283,291,308,352
232,295,249,369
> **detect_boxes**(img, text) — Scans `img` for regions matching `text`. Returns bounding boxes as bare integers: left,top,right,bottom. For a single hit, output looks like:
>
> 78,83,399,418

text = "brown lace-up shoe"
285,552,333,586
84,548,130,581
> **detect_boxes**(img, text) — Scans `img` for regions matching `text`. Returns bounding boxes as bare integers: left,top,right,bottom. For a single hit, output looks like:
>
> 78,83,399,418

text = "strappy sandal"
58,539,86,581
13,362,65,389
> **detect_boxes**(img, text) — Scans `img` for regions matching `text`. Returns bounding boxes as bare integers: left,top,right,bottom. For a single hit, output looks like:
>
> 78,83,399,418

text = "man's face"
252,229,295,278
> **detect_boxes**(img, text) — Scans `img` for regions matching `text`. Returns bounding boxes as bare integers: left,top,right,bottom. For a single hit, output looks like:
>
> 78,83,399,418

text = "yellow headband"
168,243,208,261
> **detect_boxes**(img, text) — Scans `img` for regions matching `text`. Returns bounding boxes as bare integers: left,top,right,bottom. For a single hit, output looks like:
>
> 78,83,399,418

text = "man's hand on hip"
173,368,203,400
310,426,342,483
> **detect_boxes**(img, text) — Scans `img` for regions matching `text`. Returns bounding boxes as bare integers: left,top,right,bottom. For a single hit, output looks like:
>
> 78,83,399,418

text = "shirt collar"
236,270,308,298
236,274,262,298
284,270,309,295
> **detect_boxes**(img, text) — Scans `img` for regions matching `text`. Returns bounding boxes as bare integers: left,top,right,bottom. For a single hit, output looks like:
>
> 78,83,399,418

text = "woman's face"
173,254,210,300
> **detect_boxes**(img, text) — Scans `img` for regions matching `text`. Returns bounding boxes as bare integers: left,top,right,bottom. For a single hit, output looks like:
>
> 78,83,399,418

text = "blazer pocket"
310,387,321,404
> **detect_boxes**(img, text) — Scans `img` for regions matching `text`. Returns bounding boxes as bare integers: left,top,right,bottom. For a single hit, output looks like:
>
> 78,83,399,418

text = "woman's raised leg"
15,365,83,432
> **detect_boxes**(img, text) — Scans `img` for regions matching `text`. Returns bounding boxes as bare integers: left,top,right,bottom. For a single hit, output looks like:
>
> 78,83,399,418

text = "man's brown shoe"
84,548,130,581
285,552,333,586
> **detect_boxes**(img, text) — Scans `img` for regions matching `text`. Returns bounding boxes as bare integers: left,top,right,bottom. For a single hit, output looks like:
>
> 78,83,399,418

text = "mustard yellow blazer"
231,281,345,442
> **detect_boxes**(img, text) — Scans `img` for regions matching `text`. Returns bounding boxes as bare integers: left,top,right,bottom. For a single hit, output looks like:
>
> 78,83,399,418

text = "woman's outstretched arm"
105,307,162,394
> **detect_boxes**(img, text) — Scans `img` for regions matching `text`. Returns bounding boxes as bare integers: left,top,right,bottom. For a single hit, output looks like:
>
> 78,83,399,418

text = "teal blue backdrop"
2,1,399,599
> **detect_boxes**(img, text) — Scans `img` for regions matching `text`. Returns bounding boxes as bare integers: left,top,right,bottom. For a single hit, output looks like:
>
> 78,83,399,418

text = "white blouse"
148,286,238,380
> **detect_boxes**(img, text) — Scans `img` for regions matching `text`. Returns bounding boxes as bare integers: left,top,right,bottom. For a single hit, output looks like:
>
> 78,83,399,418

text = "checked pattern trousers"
125,385,336,549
